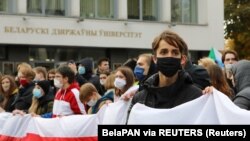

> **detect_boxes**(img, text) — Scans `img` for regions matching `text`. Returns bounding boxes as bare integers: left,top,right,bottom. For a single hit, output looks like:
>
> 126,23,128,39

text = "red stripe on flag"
0,135,23,141
25,133,97,141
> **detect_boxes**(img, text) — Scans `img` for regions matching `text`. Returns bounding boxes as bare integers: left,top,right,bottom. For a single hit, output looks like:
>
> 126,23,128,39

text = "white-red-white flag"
0,114,98,141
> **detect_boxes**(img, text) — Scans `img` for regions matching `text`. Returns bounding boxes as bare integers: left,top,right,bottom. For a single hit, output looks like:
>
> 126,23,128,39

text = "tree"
224,0,250,59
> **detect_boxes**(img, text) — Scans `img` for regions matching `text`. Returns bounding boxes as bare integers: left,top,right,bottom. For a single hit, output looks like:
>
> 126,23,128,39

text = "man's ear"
181,55,187,66
63,77,69,84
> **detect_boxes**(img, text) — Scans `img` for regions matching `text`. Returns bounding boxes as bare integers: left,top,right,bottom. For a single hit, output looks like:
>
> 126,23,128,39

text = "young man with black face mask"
128,30,202,111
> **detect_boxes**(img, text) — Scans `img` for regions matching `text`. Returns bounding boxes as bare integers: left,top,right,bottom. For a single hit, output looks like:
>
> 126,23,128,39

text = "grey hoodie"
232,60,250,110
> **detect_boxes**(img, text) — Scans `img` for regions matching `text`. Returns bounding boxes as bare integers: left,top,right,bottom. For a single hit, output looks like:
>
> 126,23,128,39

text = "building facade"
0,0,224,75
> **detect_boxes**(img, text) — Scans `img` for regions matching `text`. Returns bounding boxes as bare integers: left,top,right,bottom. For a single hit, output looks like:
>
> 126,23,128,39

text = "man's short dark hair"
56,65,75,84
152,30,188,56
97,58,109,66
221,50,239,63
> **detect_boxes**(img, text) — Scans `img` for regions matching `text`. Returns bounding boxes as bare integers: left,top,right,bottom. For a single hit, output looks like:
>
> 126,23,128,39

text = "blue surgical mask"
33,88,43,99
134,66,145,81
78,66,86,75
33,79,39,83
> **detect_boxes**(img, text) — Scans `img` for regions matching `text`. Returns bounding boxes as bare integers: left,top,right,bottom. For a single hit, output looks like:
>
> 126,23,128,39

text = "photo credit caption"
98,125,249,140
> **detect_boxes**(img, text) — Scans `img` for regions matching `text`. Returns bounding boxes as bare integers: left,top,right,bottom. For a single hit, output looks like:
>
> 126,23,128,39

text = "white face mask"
114,78,126,90
87,98,97,107
225,64,233,71
100,79,106,85
54,78,63,88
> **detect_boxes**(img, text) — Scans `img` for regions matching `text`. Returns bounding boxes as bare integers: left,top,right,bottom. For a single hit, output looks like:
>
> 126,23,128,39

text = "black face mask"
156,57,182,77
49,80,54,87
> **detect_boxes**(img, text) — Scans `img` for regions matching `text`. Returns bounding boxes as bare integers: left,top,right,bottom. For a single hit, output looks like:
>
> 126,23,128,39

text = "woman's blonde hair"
18,67,36,81
206,64,234,99
28,97,39,114
104,72,115,90
17,62,32,71
79,83,98,103
198,57,216,70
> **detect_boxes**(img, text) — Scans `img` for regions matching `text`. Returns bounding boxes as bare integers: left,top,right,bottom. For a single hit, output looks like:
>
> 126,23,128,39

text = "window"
27,0,65,16
80,0,114,19
0,46,6,59
0,0,7,12
80,0,95,18
45,0,65,15
2,62,14,75
29,47,56,62
128,0,158,21
27,0,42,13
0,0,15,13
56,48,78,61
171,0,198,24
128,0,139,19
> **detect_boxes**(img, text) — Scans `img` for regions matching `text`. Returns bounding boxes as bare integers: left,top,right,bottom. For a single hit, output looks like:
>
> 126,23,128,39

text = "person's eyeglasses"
225,58,236,62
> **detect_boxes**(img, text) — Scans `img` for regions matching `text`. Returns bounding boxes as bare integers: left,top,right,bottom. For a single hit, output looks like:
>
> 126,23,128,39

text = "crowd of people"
1,30,250,121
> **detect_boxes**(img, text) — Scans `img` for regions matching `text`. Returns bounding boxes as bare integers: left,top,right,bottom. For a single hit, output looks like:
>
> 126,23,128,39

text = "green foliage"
224,0,250,59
